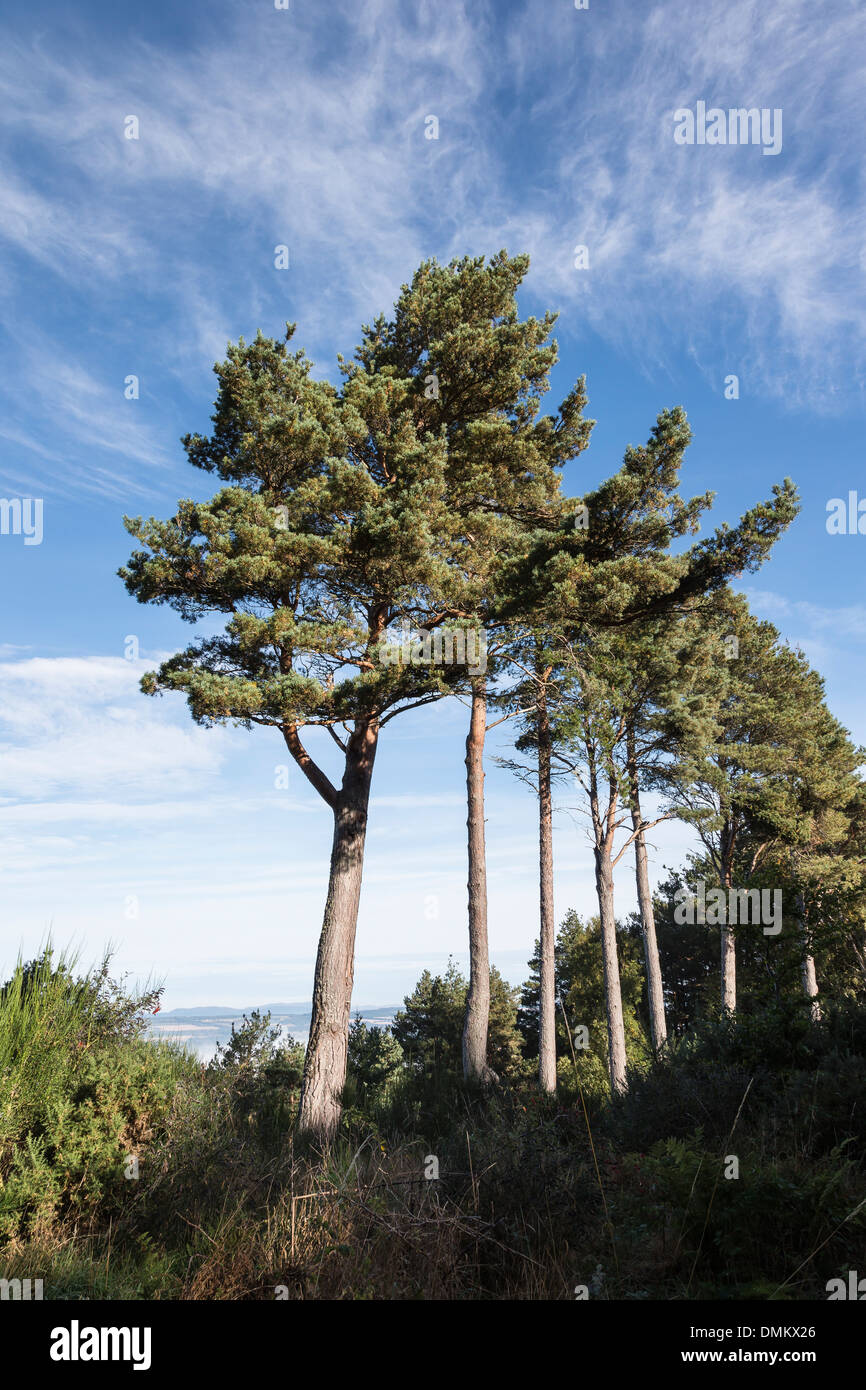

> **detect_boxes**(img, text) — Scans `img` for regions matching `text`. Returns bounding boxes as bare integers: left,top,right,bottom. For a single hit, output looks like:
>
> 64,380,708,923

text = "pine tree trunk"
628,766,668,1054
795,889,822,1022
463,679,496,1086
297,717,379,1139
800,950,821,1021
594,842,628,1095
721,825,737,1014
537,686,557,1093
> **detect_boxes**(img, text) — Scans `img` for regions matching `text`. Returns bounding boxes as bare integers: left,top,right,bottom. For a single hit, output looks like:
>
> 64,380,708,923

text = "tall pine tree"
121,327,463,1139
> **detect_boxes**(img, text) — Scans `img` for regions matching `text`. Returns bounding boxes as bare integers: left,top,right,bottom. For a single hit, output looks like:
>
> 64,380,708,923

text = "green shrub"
0,946,189,1244
347,1016,403,1090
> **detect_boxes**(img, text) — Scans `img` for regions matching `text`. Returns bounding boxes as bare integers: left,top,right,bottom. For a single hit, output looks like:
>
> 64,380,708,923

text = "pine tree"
346,1017,404,1090
355,252,593,1086
670,595,864,1016
120,327,462,1140
517,910,647,1083
500,410,798,1092
648,873,719,1033
392,960,522,1079
495,631,568,1092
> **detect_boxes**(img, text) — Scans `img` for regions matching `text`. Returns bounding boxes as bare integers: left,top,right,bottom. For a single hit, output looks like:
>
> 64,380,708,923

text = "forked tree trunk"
627,746,667,1053
594,843,628,1095
297,717,379,1139
537,687,557,1093
463,679,496,1086
721,825,737,1014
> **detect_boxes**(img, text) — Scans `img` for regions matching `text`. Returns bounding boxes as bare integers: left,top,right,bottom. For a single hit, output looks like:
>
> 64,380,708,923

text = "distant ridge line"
153,1003,399,1020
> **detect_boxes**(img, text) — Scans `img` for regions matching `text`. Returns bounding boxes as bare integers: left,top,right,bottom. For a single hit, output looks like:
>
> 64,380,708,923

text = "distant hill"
144,1004,399,1058
153,1003,312,1020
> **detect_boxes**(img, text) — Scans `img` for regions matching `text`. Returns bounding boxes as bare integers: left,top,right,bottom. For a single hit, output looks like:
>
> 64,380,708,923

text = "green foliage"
346,1016,403,1090
119,252,596,745
671,597,864,887
0,947,188,1243
655,844,866,1024
5,944,866,1299
502,407,798,631
207,1010,305,1140
608,998,866,1153
0,1041,185,1242
212,1009,304,1080
392,959,523,1080
519,911,650,1070
651,871,720,1032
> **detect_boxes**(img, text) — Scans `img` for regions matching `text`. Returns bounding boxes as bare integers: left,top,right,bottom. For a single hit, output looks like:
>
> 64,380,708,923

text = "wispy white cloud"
0,167,146,277
0,0,861,502
746,589,866,643
0,655,229,796
0,340,176,498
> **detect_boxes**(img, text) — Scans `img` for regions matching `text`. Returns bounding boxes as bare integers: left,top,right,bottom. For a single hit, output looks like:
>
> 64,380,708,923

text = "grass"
2,949,865,1300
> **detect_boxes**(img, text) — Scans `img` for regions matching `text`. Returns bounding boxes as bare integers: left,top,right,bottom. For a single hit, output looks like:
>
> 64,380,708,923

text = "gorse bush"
0,946,188,1243
0,1040,186,1242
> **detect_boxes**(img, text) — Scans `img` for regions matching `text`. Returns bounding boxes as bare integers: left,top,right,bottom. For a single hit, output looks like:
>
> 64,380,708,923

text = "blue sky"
1,0,864,1010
